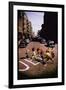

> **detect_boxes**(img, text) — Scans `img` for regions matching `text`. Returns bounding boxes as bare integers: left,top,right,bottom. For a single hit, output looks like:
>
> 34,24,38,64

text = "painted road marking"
19,59,40,72
19,61,29,71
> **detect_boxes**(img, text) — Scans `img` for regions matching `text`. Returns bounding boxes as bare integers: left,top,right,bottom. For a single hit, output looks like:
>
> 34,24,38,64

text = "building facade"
18,11,33,47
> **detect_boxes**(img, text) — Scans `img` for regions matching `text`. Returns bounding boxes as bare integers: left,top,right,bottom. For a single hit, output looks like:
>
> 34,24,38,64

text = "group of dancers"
25,47,55,65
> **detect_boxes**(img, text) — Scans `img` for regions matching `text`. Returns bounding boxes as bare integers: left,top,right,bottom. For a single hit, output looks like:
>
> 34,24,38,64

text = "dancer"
40,51,46,64
31,48,37,60
44,47,55,63
36,48,46,64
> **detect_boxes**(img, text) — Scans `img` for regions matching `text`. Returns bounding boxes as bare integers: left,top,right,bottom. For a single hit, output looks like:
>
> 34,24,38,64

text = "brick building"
18,11,33,47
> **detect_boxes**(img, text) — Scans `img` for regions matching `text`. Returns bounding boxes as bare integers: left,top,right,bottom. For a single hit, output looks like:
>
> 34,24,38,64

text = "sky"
25,12,44,36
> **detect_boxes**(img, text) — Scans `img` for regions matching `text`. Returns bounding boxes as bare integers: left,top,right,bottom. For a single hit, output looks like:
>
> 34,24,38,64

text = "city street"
18,42,58,79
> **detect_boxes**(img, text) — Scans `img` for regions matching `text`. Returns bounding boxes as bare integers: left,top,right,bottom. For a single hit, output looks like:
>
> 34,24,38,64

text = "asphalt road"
18,42,58,79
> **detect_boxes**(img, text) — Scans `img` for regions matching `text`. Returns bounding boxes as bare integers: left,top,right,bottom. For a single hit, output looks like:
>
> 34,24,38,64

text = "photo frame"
9,1,64,88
